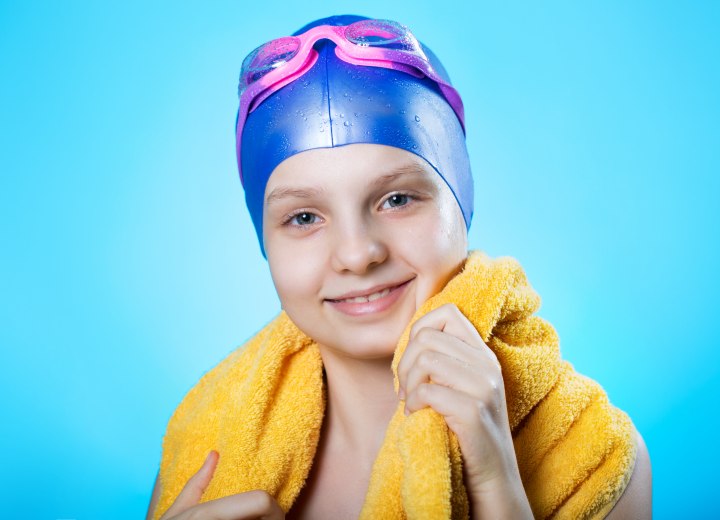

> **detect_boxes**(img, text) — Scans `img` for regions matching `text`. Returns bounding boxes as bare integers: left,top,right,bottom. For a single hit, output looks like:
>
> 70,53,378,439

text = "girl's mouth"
325,278,414,317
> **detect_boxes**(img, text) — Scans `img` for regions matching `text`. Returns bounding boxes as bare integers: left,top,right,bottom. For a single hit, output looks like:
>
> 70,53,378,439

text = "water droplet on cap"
415,115,421,122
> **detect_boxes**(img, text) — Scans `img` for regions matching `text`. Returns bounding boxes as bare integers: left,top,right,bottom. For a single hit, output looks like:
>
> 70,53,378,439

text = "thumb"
162,450,219,518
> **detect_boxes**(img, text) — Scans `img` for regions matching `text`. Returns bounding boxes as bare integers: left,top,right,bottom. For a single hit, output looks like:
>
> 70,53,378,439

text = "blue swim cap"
238,14,473,258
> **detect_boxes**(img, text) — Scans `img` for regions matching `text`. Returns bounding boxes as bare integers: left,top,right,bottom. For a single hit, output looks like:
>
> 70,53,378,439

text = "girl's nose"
329,219,389,275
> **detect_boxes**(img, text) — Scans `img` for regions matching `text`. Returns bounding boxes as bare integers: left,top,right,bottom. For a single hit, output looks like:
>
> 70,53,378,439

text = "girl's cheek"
271,253,320,297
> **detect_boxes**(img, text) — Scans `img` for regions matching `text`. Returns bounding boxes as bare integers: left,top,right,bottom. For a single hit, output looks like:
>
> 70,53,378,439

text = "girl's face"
263,143,468,359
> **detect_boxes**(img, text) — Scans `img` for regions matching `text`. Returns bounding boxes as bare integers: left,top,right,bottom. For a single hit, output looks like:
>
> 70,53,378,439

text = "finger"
402,326,477,369
403,348,479,400
179,489,285,520
409,314,501,370
409,303,483,346
398,328,460,388
162,450,219,518
405,382,505,425
398,327,491,398
405,382,474,419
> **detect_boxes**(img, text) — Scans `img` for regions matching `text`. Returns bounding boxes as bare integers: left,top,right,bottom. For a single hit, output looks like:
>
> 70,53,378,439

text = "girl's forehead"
263,144,437,204
267,144,432,185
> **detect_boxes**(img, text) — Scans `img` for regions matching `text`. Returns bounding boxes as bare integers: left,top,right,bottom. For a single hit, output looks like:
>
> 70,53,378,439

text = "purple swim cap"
238,14,474,258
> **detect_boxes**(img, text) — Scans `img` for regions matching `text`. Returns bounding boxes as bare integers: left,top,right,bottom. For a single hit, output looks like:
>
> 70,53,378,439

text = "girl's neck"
319,349,399,459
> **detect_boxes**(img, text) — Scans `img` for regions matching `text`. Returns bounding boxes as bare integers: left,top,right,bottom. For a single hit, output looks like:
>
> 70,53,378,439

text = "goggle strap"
437,83,466,132
334,47,424,79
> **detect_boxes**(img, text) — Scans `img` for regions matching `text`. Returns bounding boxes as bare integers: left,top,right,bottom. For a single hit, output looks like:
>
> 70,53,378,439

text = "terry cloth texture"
153,250,637,520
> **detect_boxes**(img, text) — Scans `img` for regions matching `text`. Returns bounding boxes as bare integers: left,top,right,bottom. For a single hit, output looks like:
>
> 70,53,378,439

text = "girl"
147,15,651,520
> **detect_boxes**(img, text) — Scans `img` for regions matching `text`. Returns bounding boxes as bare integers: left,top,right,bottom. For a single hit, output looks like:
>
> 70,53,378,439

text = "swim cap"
238,14,473,257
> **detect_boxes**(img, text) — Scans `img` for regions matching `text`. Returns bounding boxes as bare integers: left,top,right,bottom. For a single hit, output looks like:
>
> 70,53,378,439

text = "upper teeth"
339,287,392,303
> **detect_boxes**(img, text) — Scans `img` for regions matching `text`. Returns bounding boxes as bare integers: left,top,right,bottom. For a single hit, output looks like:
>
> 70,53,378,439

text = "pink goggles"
236,19,466,180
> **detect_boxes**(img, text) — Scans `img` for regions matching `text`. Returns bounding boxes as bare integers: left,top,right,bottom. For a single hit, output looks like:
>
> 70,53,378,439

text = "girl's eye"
286,211,318,227
382,193,411,209
283,194,414,227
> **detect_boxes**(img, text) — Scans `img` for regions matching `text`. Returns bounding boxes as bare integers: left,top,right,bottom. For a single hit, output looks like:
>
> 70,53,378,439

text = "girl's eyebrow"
265,185,325,207
265,162,428,207
369,162,428,189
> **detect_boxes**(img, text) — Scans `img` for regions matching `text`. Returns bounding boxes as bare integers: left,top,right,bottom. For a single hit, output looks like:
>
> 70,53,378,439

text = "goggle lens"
239,36,301,94
344,20,417,52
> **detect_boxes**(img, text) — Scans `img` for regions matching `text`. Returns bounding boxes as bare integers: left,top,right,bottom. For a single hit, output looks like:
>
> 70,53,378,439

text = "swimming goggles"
235,19,466,184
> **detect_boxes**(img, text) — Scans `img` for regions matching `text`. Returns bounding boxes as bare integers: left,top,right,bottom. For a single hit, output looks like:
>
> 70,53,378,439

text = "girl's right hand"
159,450,285,520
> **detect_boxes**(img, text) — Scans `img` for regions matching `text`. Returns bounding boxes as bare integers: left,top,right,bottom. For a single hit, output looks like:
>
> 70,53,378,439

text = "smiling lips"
325,278,414,317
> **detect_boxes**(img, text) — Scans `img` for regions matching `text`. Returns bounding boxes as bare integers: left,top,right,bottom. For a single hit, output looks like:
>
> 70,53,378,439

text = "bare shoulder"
604,426,652,519
146,471,161,520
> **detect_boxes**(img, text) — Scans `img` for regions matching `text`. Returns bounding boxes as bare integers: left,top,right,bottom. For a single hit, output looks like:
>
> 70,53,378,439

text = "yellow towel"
153,250,636,519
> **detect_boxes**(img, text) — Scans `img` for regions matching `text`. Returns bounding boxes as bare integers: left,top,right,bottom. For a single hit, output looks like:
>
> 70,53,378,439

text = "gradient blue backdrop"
2,1,718,518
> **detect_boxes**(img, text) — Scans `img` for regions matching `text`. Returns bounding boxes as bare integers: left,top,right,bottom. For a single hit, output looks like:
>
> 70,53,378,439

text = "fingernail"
398,387,405,400
204,450,216,465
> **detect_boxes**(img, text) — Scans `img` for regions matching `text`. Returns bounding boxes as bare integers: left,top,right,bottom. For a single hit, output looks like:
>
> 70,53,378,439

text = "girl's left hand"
396,303,533,519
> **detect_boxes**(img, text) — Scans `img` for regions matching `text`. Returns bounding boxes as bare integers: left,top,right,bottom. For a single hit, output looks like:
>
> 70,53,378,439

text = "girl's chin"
291,304,415,360
317,337,399,361
287,325,400,360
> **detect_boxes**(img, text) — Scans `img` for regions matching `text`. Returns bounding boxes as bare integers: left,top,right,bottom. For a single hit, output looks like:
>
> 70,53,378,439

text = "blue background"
1,1,718,518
